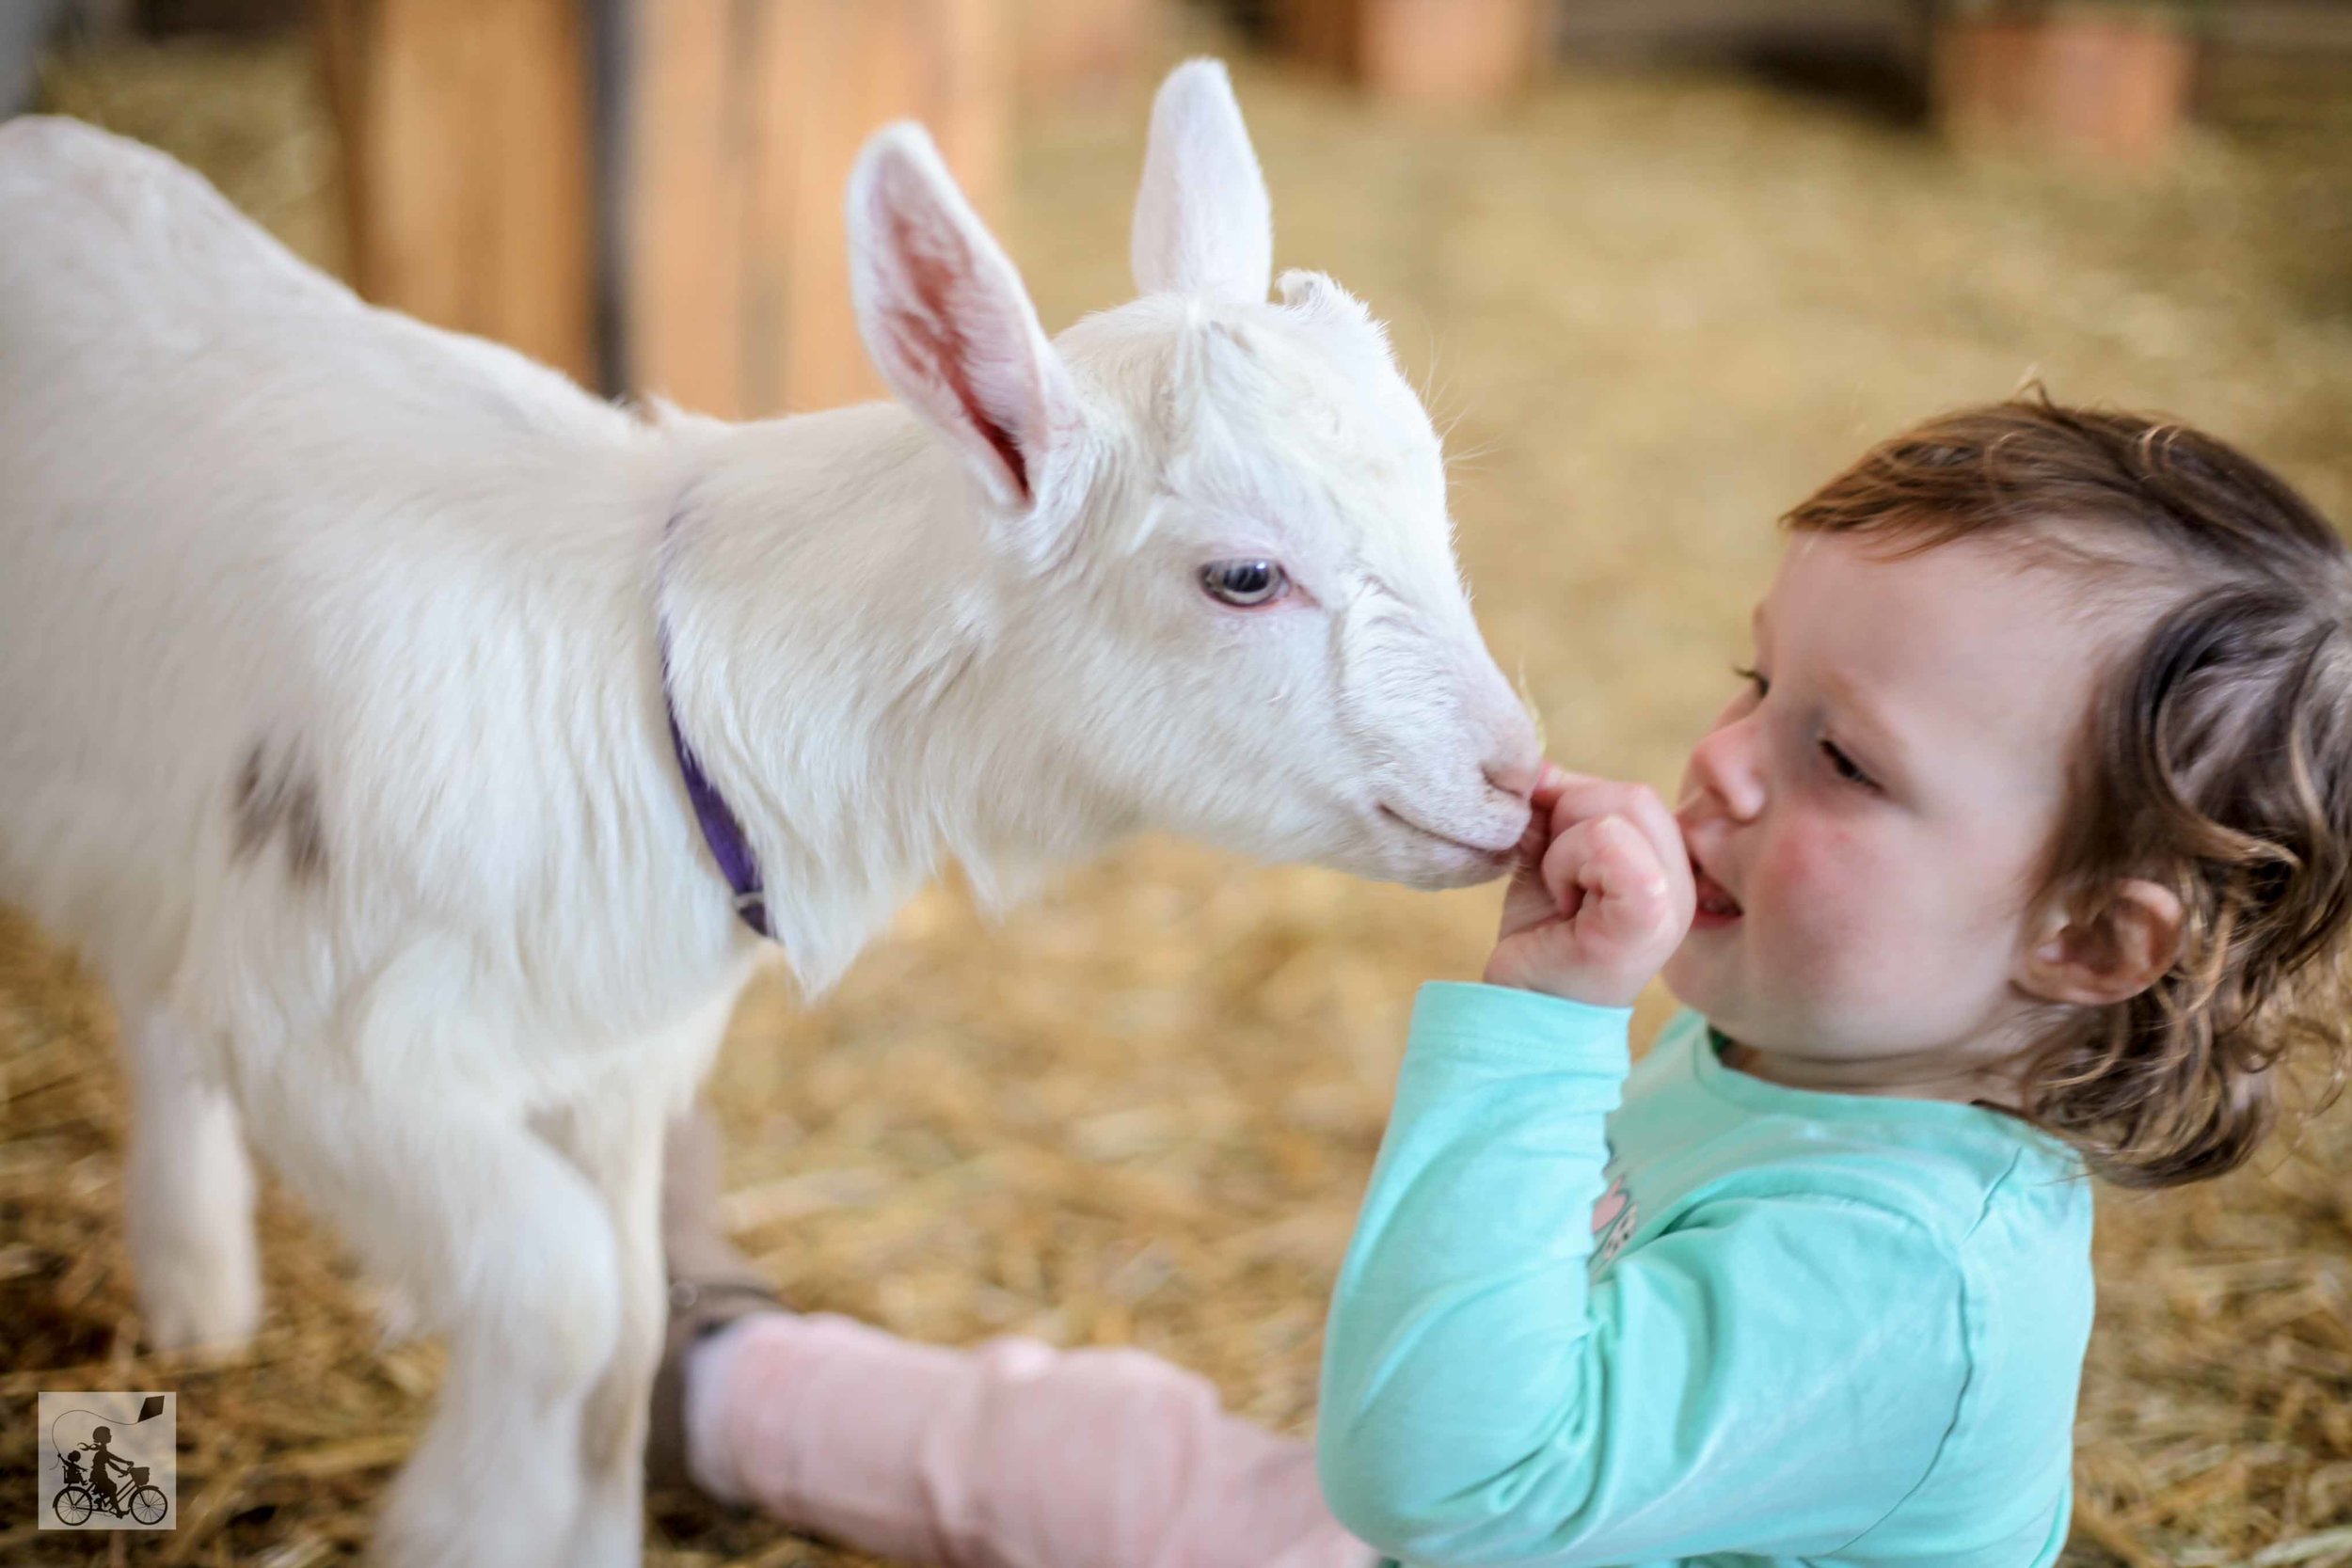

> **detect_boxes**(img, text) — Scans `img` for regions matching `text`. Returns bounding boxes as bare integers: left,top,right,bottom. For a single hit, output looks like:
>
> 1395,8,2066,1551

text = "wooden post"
626,0,1009,420
1277,0,1544,108
1933,9,2196,165
318,0,597,384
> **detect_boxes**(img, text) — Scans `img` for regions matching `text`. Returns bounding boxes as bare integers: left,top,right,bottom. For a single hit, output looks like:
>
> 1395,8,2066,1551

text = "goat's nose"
1466,659,1541,800
1484,753,1539,803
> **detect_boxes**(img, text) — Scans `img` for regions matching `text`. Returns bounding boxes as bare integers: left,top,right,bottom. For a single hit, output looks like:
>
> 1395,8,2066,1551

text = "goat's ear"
1131,59,1272,304
849,124,1074,516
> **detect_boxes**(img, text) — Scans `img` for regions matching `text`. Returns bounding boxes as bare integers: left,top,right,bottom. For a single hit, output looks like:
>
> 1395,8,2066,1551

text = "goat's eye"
1200,560,1289,608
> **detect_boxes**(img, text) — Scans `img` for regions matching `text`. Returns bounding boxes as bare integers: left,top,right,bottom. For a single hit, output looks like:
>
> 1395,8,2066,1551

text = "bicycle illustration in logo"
42,1397,173,1529
52,1434,168,1526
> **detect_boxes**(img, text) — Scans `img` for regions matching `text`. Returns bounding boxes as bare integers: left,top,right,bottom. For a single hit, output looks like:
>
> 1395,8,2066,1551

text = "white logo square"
37,1391,177,1530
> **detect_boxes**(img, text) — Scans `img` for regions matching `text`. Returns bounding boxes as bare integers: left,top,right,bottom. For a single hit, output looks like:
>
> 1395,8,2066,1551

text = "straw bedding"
4,27,2348,1567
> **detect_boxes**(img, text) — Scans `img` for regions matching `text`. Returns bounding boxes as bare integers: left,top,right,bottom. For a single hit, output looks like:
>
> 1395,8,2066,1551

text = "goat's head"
848,60,1536,891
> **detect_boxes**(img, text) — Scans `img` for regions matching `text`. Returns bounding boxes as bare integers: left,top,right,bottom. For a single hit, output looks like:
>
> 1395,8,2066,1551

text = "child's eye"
1732,663,1769,697
1820,738,1876,790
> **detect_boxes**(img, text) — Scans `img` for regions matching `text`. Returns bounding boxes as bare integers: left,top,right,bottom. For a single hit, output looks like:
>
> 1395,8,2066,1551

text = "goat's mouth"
1377,803,1518,864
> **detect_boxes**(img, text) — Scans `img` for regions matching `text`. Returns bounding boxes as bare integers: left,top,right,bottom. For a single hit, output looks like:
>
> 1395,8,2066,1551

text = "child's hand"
1483,768,1695,1008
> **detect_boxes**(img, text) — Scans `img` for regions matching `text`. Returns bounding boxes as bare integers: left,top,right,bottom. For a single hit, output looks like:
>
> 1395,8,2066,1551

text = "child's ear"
2017,879,2185,1007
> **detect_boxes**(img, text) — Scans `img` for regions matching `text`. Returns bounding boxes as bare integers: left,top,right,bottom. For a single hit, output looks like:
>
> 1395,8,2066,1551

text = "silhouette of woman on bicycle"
50,1424,167,1526
84,1427,133,1510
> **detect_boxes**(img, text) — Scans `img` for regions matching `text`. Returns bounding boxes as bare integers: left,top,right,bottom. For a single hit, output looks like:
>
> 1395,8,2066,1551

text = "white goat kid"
0,60,1535,1568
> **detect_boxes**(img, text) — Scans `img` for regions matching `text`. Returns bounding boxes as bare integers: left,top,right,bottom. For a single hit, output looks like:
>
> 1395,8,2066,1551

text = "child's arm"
1317,775,1973,1566
1316,986,1971,1566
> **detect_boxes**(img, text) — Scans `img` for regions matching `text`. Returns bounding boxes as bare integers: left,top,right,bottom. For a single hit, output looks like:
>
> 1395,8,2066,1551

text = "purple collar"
661,662,771,941
657,528,771,941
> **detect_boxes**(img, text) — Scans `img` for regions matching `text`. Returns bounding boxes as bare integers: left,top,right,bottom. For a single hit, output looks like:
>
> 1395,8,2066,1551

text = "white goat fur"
0,62,1535,1568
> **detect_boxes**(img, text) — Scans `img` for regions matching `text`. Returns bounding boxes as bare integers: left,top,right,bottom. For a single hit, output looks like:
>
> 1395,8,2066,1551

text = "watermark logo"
37,1392,176,1530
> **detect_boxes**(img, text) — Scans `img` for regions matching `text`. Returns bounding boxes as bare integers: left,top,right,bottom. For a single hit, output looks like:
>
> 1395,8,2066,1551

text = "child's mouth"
1692,864,1743,928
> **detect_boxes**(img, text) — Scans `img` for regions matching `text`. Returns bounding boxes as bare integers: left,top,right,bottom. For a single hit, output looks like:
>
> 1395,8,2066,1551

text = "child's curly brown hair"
1786,394,2352,1186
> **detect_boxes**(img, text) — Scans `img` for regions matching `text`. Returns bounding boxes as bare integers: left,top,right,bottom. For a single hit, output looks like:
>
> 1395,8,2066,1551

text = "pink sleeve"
691,1311,1375,1568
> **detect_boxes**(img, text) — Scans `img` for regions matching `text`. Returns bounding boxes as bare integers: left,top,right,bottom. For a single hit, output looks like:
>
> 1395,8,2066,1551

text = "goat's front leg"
247,960,624,1568
550,988,740,1567
548,1091,675,1568
353,1107,620,1568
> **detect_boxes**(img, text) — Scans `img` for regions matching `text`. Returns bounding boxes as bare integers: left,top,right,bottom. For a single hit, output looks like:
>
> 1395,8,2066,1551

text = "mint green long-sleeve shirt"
1318,983,2093,1568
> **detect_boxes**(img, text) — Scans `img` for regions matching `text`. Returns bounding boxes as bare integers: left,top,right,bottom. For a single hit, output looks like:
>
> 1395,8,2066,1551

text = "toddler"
653,397,2352,1568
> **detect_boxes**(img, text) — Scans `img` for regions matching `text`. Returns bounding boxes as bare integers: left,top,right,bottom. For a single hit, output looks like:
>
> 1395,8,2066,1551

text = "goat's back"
0,119,659,1003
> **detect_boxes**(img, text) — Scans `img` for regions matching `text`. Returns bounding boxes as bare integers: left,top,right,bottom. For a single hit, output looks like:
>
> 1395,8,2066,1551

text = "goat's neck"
656,404,1120,991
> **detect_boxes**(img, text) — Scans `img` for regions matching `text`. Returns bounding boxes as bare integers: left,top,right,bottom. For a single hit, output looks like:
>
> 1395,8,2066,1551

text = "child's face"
1664,530,2132,1088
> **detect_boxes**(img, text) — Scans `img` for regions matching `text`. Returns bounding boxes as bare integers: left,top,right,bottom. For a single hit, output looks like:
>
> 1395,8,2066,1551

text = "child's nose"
1687,721,1766,822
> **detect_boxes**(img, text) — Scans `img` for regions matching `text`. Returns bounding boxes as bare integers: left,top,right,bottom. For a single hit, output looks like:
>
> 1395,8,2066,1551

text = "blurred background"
2,2,2348,1564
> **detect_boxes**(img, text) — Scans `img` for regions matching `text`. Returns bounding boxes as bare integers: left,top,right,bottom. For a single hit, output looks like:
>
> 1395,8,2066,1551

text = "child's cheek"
1757,821,1883,987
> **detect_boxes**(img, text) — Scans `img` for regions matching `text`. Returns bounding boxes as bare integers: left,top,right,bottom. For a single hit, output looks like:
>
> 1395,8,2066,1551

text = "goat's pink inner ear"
874,183,1035,506
884,216,1029,503
851,125,1069,520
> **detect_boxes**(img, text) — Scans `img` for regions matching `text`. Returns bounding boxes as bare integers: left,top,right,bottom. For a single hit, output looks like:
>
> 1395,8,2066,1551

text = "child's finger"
1495,767,1582,938
1543,771,1624,832
1529,761,1570,818
1516,798,1553,863
1547,774,1652,832
1541,814,1643,910
1548,779,1688,912
1543,816,1673,940
1496,820,1564,937
1610,784,1694,916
